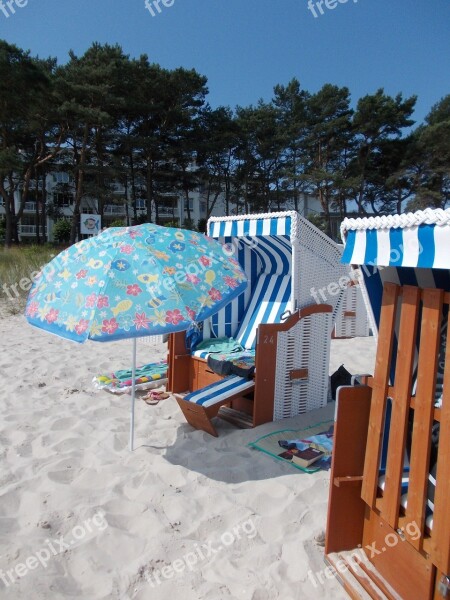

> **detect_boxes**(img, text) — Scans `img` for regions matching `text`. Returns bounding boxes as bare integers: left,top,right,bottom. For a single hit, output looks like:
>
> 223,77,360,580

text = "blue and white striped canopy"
341,210,450,269
206,213,296,341
208,214,292,239
341,209,450,333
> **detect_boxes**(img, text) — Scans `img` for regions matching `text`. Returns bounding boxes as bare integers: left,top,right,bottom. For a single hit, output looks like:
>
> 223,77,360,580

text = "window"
200,201,206,214
136,199,146,210
184,198,193,211
52,172,72,184
53,191,74,207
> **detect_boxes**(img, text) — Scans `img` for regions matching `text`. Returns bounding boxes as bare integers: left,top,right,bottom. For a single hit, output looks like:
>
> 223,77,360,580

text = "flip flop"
142,390,170,405
143,397,160,406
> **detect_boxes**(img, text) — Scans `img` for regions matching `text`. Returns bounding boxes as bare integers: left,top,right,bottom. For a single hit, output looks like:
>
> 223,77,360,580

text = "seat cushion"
182,376,255,408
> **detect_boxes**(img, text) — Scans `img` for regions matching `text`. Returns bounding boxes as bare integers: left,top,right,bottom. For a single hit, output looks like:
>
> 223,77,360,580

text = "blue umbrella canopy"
25,223,247,342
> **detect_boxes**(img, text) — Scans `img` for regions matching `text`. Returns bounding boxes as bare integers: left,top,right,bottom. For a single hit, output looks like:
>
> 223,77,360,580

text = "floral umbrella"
25,223,247,449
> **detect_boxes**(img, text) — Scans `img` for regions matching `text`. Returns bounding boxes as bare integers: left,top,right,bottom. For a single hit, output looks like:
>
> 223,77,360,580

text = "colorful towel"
194,337,245,355
278,426,334,454
93,359,168,395
249,421,334,473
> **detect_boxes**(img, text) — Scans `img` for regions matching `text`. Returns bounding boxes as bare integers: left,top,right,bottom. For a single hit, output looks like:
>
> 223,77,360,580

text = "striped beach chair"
326,208,450,600
169,211,346,435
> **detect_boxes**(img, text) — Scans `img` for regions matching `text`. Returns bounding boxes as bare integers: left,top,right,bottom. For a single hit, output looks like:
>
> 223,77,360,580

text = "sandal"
142,390,170,405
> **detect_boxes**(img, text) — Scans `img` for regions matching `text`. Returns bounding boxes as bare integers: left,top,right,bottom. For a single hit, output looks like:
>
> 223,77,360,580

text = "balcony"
104,205,127,216
19,225,47,235
158,208,177,217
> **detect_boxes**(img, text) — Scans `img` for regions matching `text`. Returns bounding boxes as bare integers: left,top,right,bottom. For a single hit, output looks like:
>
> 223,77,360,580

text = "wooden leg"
175,395,231,437
325,385,372,555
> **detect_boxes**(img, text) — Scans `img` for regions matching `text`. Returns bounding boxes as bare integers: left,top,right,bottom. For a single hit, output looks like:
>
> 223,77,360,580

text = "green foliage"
52,220,71,244
108,219,126,228
197,218,207,233
307,213,327,234
0,245,55,310
182,218,197,231
0,38,448,251
163,221,180,228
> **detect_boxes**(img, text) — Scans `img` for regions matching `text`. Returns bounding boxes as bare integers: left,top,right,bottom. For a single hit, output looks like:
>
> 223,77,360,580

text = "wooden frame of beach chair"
174,381,255,437
325,282,450,600
172,304,333,435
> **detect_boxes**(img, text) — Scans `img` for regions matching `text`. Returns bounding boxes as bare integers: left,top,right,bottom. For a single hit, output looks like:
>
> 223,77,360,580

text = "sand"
0,308,376,600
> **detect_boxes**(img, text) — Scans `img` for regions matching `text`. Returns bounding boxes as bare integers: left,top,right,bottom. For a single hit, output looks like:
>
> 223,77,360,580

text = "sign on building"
80,214,101,235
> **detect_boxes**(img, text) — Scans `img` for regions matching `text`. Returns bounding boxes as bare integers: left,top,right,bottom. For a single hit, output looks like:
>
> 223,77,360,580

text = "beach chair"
333,245,370,339
325,208,450,600
174,304,333,436
168,211,345,434
333,280,370,338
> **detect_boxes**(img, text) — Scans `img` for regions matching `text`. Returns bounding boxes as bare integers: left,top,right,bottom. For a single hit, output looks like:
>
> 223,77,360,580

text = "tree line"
0,39,448,246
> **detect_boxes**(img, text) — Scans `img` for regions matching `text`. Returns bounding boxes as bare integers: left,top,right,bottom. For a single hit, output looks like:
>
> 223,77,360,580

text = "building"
0,170,341,242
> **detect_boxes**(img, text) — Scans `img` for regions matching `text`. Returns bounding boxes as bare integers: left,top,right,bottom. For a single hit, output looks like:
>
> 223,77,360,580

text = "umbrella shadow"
161,403,336,484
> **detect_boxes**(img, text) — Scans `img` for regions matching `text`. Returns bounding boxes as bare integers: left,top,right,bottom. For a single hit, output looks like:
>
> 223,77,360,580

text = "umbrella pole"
130,337,137,451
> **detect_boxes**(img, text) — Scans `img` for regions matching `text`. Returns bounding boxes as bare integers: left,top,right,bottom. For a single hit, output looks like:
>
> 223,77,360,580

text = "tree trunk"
130,150,137,224
184,187,191,222
41,170,47,243
146,157,153,223
70,124,89,245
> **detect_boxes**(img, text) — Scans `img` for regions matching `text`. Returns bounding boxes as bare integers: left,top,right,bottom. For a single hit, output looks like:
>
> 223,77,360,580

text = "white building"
0,171,333,241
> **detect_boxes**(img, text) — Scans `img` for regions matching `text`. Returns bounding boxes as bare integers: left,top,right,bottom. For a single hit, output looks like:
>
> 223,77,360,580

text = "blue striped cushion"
378,471,435,529
208,235,292,341
182,376,254,408
192,349,211,359
235,274,291,349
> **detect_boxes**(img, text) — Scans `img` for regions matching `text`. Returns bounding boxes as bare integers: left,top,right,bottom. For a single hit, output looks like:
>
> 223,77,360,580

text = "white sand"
0,309,376,599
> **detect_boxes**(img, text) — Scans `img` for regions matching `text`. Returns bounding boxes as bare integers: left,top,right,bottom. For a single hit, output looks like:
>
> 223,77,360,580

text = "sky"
1,0,449,126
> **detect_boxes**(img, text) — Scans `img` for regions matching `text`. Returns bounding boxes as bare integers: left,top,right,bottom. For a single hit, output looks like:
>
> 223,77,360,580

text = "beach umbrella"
25,223,247,449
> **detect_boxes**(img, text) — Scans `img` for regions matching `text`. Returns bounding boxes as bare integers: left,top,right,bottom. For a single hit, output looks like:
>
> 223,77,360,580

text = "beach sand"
0,308,376,599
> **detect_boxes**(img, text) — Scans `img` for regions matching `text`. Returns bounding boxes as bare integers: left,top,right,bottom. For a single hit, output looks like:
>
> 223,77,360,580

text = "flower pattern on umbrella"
25,224,247,342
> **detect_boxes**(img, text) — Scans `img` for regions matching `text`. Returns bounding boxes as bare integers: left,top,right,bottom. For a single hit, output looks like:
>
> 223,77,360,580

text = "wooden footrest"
325,548,390,600
218,406,254,429
326,551,397,600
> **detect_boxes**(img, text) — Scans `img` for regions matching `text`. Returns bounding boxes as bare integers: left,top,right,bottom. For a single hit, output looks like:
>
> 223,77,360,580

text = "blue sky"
1,0,449,125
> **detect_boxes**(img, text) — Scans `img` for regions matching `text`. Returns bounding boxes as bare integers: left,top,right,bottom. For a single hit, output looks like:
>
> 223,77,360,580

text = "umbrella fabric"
25,224,247,342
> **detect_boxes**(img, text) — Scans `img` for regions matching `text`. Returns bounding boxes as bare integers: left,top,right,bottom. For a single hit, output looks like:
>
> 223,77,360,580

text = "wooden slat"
361,283,400,508
382,286,420,528
430,308,450,574
339,554,388,600
325,386,372,555
406,288,443,550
